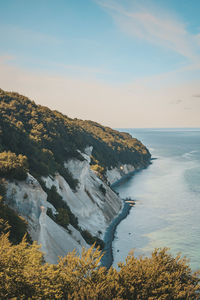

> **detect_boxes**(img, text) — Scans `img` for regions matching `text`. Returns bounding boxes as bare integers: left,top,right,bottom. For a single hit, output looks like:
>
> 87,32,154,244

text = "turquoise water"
113,128,200,271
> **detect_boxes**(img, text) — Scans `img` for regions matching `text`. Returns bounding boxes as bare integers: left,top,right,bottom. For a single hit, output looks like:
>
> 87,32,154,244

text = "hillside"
0,89,150,182
0,88,151,262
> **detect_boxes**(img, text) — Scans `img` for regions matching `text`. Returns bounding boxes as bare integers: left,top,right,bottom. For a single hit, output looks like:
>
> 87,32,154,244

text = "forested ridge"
0,88,150,184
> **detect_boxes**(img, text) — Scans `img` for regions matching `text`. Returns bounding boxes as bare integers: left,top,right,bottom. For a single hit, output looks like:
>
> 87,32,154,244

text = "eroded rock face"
5,147,136,264
6,173,50,241
6,173,88,263
43,147,122,236
38,207,88,264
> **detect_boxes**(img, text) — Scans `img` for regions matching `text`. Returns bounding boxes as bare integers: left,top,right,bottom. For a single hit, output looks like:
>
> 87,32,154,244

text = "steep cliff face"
5,172,89,263
38,210,88,263
6,173,50,241
5,147,125,263
43,147,122,236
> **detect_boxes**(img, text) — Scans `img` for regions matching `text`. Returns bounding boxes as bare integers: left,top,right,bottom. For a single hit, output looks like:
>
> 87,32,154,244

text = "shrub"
46,207,54,220
80,229,105,250
0,151,28,180
0,237,199,299
116,248,200,299
55,208,69,229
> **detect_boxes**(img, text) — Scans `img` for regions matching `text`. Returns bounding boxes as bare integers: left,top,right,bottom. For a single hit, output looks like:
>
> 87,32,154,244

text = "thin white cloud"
96,0,200,62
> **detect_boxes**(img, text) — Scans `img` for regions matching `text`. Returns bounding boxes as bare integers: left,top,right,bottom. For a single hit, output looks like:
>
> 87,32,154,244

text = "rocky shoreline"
101,199,133,268
101,166,150,269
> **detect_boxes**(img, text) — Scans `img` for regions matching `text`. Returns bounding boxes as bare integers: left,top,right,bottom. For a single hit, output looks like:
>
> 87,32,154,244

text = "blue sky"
0,0,200,127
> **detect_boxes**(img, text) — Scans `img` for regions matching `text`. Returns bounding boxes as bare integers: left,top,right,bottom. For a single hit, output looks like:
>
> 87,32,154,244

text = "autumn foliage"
0,151,28,180
0,233,199,299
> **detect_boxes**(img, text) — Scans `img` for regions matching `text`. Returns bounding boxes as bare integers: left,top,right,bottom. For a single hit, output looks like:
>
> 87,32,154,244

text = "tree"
0,151,28,180
116,248,200,299
0,234,43,299
55,208,70,229
0,234,199,299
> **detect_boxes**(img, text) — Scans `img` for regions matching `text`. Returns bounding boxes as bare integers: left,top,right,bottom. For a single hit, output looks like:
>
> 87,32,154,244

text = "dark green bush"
46,207,54,220
55,208,70,229
80,229,105,250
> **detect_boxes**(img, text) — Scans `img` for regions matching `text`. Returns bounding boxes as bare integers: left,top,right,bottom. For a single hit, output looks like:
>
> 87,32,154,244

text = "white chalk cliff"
5,146,133,264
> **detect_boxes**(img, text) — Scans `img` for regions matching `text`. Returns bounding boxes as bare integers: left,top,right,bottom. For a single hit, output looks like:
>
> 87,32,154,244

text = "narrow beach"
101,200,133,268
101,167,149,269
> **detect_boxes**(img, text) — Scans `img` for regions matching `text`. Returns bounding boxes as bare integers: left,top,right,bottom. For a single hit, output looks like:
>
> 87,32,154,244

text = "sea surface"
113,128,200,271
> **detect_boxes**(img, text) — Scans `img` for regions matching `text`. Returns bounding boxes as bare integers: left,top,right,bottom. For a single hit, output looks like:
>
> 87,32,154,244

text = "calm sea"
113,128,200,271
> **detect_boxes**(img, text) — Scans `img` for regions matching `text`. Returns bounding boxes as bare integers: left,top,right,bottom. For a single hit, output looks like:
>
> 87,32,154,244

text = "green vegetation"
80,229,105,250
0,151,28,180
78,120,151,172
0,88,150,187
0,234,199,299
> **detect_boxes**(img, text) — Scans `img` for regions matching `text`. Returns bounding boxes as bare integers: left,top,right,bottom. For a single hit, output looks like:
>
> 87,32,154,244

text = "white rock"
44,148,122,237
38,207,88,263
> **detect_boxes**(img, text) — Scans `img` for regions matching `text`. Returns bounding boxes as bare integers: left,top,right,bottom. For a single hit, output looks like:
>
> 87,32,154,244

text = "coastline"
101,199,133,268
101,166,149,269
